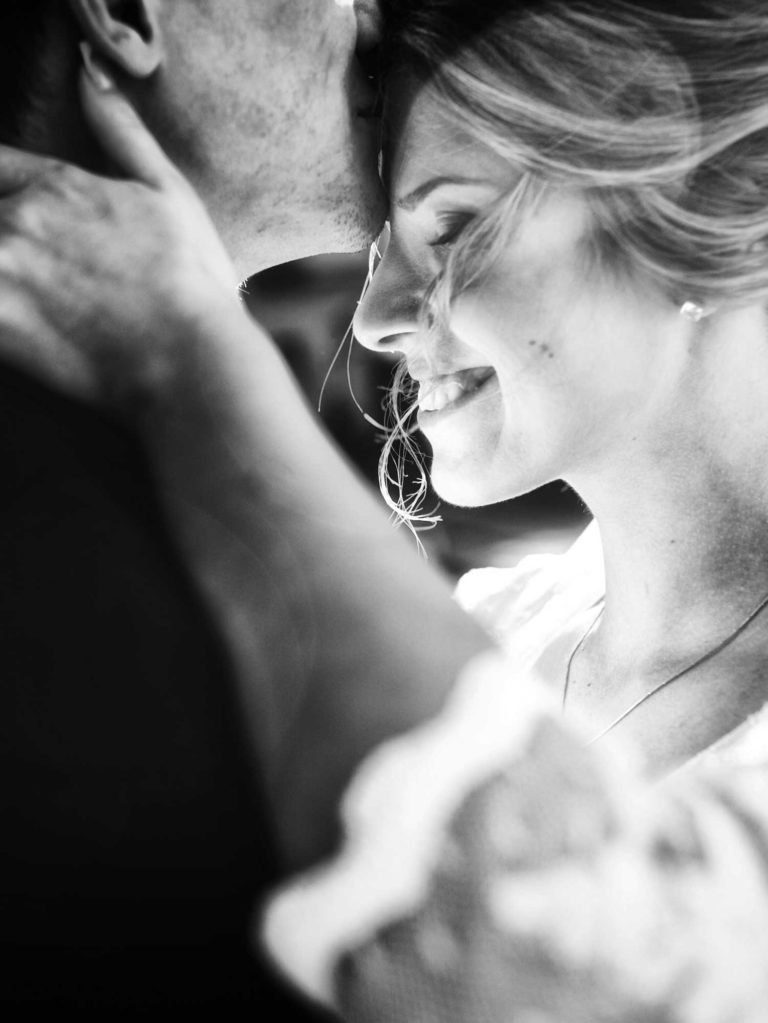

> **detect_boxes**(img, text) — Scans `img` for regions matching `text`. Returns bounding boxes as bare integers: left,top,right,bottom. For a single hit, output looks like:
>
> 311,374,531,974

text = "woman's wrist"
114,292,276,429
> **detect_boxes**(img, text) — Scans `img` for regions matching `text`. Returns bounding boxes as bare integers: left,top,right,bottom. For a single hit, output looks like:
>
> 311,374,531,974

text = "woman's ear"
67,0,164,79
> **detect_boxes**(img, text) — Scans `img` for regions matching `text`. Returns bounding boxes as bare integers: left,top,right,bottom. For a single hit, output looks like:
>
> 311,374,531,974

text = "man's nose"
353,249,421,353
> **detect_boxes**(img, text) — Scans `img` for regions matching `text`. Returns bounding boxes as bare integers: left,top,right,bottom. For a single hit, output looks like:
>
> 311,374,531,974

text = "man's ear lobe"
67,0,164,79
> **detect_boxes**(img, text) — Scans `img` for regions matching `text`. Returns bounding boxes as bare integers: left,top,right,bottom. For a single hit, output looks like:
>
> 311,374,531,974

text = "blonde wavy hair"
371,0,768,527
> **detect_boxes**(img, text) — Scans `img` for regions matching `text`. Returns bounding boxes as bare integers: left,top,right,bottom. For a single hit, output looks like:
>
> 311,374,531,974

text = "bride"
1,0,768,1018
354,0,768,774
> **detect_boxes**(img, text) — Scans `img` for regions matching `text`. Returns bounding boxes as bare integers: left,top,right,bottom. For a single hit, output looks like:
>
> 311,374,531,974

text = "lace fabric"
260,524,768,1021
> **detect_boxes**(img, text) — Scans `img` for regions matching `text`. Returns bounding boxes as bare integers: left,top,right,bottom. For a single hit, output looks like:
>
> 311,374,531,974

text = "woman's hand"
0,54,248,411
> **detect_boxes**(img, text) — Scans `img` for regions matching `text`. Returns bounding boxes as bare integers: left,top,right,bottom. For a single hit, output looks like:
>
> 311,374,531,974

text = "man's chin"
312,204,387,258
308,173,387,256
231,191,386,277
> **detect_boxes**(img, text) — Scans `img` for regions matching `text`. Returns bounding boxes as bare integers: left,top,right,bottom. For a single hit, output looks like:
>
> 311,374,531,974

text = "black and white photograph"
1,1,768,1017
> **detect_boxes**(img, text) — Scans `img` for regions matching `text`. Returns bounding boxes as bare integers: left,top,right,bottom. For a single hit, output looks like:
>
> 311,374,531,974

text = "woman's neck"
569,305,768,679
593,486,768,676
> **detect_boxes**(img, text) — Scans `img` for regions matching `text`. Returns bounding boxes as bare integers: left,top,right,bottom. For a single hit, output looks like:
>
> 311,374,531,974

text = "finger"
78,47,178,190
0,145,56,196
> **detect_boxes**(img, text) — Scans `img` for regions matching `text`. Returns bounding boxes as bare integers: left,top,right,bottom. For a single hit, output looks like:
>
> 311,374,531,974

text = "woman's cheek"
450,290,558,383
448,288,510,356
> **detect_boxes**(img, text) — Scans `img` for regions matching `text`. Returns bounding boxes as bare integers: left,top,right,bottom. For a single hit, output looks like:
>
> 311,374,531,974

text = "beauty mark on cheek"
528,339,555,360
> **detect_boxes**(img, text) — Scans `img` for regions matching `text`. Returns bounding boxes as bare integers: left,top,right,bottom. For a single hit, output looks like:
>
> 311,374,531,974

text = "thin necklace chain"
562,588,768,746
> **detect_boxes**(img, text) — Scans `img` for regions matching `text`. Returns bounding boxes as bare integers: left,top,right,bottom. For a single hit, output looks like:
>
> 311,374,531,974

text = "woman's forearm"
137,309,493,869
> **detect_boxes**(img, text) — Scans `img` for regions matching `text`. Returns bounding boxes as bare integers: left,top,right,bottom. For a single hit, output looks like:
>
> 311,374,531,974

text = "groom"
0,0,385,1013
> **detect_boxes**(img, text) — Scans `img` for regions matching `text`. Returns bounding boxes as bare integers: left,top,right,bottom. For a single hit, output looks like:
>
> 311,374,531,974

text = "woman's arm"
0,68,492,869
3,71,768,1023
135,311,492,867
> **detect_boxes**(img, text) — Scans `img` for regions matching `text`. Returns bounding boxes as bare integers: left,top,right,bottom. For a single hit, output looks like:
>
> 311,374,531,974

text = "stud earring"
679,301,706,322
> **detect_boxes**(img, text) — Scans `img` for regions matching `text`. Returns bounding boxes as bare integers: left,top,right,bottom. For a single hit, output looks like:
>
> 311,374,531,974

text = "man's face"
151,0,386,275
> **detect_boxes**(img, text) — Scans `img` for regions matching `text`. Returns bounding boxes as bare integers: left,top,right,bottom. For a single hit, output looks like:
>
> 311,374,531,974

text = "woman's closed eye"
428,211,476,251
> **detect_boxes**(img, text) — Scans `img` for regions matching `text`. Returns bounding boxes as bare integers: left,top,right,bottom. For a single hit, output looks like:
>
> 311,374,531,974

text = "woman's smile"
416,367,498,418
353,78,688,508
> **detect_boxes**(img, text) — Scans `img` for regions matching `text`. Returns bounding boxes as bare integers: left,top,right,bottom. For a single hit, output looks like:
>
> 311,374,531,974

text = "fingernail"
80,42,115,91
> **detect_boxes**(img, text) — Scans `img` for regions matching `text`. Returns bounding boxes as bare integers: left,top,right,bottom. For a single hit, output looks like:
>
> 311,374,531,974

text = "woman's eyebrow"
394,175,485,212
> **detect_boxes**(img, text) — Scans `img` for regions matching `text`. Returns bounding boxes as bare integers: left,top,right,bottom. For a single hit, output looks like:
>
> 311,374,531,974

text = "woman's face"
353,80,685,507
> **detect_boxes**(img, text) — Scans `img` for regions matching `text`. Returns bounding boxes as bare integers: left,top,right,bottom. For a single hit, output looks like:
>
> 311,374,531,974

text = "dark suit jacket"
0,362,331,1017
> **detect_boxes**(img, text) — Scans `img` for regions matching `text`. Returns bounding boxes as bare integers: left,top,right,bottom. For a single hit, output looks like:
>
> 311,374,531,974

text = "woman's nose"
353,232,421,353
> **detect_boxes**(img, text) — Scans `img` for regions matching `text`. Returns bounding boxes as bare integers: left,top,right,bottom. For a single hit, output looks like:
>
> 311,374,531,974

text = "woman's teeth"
420,380,465,411
419,368,494,413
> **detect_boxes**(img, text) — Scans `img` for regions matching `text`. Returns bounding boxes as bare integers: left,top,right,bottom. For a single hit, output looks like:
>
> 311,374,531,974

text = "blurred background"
245,252,588,580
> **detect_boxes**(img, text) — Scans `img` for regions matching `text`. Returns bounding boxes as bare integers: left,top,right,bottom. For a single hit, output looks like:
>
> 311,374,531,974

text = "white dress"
261,524,768,1022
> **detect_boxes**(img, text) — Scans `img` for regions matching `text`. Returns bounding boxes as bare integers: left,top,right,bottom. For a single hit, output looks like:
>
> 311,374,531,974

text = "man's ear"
67,0,164,79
